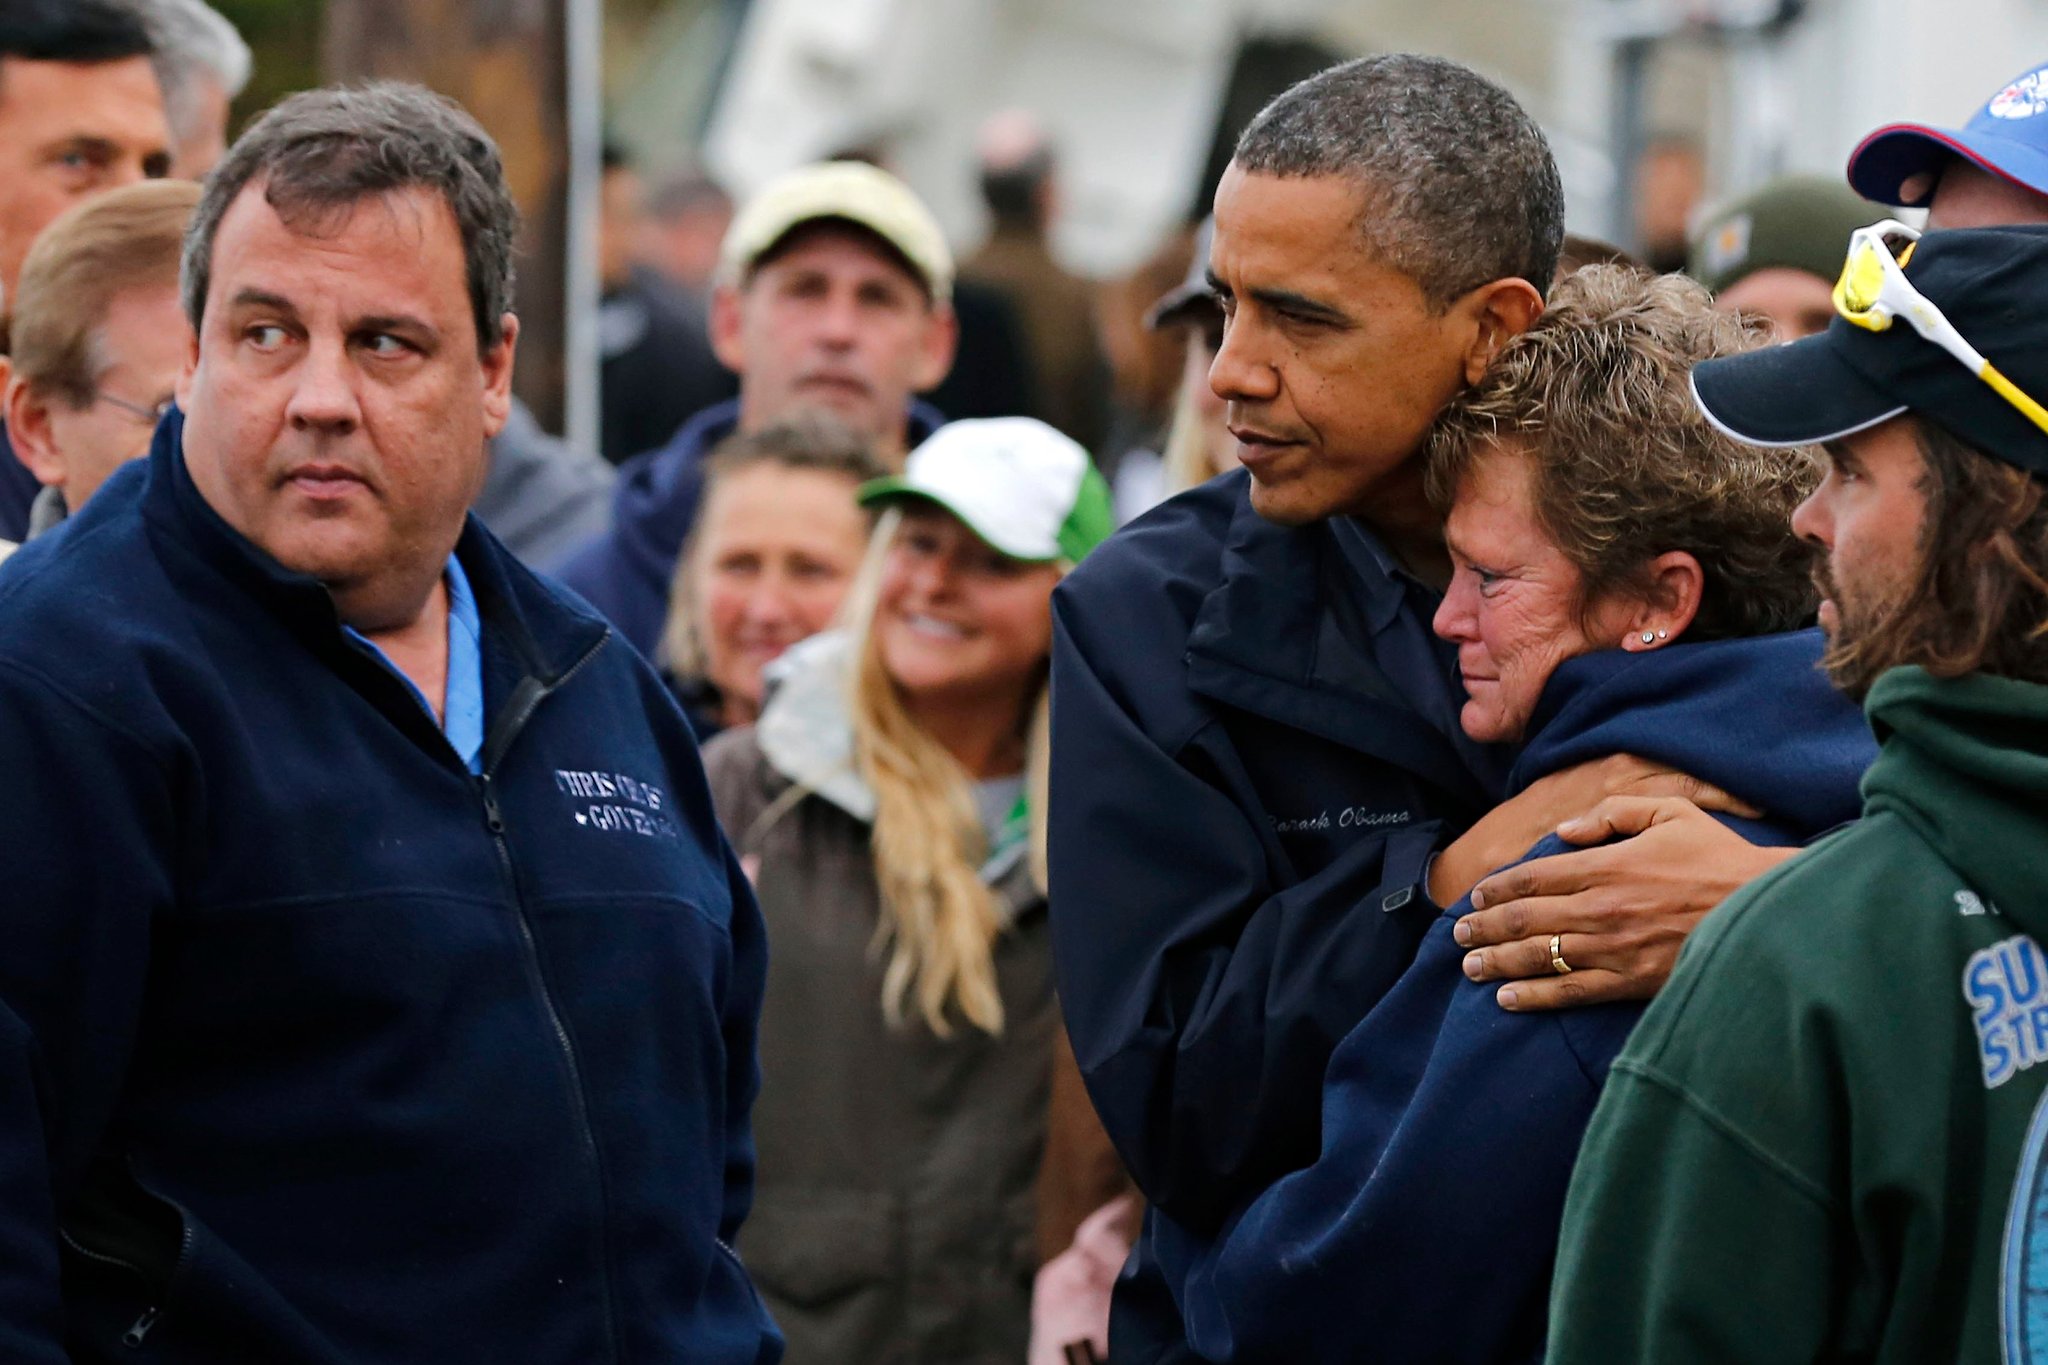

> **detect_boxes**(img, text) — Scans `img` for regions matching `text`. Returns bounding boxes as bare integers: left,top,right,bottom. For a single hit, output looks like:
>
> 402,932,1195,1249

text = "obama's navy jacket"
1047,468,1507,1231
0,413,779,1365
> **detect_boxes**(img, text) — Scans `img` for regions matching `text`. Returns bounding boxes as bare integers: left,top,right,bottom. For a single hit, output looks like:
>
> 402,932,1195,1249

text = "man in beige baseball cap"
718,159,955,303
557,159,961,659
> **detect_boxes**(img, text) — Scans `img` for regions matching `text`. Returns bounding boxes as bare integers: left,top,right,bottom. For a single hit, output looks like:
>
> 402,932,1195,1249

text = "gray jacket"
24,485,64,541
474,399,613,567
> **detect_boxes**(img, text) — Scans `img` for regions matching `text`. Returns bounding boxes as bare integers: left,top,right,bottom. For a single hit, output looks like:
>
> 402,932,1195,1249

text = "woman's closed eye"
1468,564,1509,594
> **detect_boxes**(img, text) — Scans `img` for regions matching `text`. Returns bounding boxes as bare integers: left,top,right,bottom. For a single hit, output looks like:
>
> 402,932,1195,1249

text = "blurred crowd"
5,1,2048,1363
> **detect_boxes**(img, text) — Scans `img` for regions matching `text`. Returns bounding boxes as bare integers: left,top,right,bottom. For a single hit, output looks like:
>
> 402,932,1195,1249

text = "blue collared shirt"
346,554,485,772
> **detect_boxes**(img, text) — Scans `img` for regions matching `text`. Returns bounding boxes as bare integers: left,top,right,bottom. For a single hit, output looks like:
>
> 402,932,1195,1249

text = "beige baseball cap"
718,161,955,304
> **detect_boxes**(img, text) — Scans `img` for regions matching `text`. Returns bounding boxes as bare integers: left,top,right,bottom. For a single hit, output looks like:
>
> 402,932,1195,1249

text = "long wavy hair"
836,509,1058,1038
1159,351,1224,498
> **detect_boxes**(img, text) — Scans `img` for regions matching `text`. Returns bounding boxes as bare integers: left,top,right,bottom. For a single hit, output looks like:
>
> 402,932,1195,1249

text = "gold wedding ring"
1549,933,1573,975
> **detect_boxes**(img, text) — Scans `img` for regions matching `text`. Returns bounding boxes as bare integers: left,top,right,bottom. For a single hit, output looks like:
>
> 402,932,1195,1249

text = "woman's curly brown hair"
1425,265,1820,640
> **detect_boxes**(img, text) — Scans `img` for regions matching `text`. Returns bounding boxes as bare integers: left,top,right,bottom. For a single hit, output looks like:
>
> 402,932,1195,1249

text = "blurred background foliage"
213,0,324,131
211,0,715,150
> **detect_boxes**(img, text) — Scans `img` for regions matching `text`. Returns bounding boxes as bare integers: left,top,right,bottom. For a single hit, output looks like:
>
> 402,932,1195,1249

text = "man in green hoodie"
1548,221,2048,1363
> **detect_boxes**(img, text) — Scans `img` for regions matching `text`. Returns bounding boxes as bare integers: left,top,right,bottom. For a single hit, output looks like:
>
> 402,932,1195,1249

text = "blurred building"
610,0,2045,280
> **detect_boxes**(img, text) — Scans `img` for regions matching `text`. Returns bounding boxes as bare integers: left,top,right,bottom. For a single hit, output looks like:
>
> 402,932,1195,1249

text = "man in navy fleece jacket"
0,84,778,1363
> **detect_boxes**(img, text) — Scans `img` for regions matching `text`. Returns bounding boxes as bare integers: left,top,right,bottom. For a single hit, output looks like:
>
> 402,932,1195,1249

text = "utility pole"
324,0,599,444
1583,0,1809,249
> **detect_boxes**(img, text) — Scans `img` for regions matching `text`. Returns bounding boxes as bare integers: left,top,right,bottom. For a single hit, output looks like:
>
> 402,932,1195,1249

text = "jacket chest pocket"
193,768,503,911
507,776,738,922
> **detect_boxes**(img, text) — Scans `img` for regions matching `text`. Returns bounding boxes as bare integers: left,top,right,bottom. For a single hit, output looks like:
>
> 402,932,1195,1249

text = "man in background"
1848,58,2048,228
472,399,616,568
121,0,248,178
4,178,195,540
598,143,733,465
962,110,1105,450
1634,133,1706,272
640,165,735,298
0,0,170,542
1689,175,1878,341
555,159,957,658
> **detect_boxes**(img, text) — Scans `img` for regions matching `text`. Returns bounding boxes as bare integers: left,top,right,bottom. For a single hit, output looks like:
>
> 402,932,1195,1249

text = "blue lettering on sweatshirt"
1967,933,2048,1088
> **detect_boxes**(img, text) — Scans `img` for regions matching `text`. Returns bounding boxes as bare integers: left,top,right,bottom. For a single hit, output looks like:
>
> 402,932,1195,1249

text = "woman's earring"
1655,629,1669,640
1640,631,1656,646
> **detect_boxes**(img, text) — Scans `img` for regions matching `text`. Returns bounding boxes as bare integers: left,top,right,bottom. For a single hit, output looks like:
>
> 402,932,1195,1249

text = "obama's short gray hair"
1233,53,1565,308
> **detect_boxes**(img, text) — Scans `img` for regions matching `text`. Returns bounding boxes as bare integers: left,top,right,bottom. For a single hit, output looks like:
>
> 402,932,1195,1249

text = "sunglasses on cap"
1833,219,2048,436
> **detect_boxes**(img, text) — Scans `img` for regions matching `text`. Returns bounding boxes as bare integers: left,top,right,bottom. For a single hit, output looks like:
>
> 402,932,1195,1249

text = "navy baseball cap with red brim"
1849,61,2048,207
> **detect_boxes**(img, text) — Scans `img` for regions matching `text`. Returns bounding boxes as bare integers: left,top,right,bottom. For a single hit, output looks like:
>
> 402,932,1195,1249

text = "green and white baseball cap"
859,417,1115,564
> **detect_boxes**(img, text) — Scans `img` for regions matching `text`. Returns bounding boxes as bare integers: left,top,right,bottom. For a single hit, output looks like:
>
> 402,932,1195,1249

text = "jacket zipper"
476,633,618,1365
59,1229,160,1345
122,1306,161,1349
60,1175,198,1349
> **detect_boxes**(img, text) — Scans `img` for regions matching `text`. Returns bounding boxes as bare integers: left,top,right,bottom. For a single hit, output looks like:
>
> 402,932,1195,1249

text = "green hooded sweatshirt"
1549,665,2048,1364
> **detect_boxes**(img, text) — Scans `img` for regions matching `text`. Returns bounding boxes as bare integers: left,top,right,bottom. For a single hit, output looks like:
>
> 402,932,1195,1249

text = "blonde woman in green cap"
700,417,1125,1365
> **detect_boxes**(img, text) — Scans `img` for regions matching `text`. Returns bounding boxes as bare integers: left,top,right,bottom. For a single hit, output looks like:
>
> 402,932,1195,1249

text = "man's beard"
1814,557,1916,702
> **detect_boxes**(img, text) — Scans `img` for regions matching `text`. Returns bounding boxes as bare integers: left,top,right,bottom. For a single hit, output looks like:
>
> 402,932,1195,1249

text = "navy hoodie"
1147,631,1874,1363
551,398,944,658
0,412,780,1364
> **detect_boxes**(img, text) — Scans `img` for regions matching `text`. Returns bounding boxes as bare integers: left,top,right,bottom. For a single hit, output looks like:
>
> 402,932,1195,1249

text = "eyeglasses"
93,391,173,427
1833,218,2048,436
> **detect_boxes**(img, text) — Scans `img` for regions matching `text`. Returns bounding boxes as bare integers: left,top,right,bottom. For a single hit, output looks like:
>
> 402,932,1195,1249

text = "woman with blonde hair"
701,417,1125,1364
656,416,886,740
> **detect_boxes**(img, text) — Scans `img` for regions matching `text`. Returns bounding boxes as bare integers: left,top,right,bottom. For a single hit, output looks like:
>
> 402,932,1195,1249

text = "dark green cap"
1689,175,1885,294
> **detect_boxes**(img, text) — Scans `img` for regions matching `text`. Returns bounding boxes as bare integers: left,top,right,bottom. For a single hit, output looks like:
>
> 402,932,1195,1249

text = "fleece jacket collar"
756,631,873,822
141,407,610,766
1182,493,1504,812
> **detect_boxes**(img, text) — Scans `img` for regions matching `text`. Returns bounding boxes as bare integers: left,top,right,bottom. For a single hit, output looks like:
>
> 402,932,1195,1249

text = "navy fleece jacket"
1152,632,1874,1363
552,398,943,657
0,412,779,1364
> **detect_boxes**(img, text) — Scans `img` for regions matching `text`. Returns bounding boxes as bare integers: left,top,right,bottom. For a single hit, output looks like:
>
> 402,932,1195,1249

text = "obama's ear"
1459,278,1545,386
